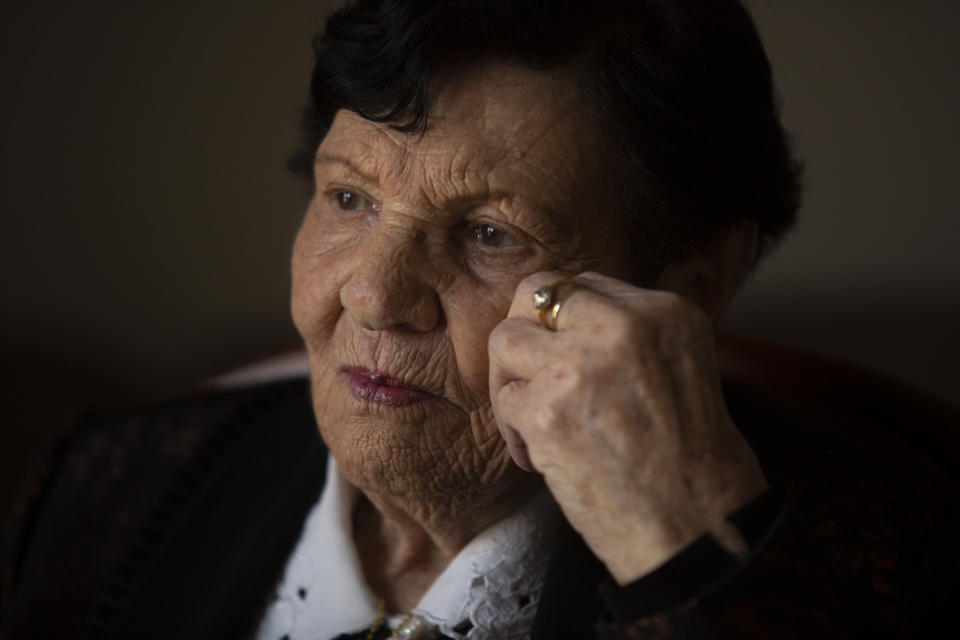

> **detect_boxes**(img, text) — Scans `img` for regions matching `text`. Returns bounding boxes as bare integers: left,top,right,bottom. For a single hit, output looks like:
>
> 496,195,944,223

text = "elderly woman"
3,0,956,638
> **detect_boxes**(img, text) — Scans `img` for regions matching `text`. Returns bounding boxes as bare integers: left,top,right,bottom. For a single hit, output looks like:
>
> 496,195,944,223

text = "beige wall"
2,1,958,505
725,0,960,406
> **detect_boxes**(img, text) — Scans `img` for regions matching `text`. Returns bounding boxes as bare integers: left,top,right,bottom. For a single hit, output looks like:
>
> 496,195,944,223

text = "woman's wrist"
598,488,785,621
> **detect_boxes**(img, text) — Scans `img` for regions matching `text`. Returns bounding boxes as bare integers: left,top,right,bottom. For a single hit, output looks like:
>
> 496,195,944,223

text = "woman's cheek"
443,278,515,409
290,216,357,343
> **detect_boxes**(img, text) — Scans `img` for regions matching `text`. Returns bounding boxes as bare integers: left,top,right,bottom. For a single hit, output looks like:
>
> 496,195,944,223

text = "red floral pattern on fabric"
594,409,959,639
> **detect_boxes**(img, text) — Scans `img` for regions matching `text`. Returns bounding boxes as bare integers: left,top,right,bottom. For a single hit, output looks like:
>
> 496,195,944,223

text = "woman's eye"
333,191,374,212
473,224,521,248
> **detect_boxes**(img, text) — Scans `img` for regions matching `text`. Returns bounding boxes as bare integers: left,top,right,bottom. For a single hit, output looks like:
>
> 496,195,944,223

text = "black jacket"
2,379,957,639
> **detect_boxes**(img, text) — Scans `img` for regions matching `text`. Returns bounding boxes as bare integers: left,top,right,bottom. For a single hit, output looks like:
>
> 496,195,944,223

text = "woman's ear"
653,221,759,322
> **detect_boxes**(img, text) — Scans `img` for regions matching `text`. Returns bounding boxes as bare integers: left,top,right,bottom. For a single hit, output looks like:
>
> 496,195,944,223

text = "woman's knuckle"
609,311,648,345
487,325,510,356
536,399,572,436
488,319,523,351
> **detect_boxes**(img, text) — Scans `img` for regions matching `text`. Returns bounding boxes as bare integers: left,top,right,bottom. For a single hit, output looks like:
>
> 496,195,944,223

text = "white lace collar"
256,455,559,640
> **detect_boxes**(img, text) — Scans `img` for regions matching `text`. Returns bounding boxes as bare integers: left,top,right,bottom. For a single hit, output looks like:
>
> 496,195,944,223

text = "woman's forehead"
317,63,606,199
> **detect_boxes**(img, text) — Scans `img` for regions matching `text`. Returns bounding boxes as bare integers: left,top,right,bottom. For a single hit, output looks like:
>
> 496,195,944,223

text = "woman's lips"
342,367,435,407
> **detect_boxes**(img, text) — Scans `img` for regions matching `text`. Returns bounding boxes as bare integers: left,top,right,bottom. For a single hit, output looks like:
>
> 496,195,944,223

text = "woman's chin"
322,416,515,498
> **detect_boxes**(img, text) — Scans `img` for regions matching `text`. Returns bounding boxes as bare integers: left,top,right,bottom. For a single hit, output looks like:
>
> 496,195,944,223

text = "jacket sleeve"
599,491,784,624
590,464,960,639
0,388,261,638
593,491,793,640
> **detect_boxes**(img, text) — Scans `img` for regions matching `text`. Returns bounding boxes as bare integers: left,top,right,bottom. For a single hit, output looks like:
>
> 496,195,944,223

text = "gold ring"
531,278,583,331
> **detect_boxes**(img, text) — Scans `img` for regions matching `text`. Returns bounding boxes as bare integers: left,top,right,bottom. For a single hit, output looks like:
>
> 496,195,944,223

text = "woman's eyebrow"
317,153,570,234
457,191,572,236
315,153,379,184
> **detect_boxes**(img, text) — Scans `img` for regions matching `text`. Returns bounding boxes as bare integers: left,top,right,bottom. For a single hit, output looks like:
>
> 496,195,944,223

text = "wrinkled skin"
490,270,768,583
291,62,766,609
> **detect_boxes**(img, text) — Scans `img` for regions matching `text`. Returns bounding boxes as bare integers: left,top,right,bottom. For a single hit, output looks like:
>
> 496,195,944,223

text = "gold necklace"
364,599,386,640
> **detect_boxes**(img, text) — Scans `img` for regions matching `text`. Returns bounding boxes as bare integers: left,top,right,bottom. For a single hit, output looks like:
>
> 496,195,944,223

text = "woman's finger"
487,317,558,471
490,380,536,471
511,270,655,330
487,316,556,389
513,270,699,336
508,270,570,320
519,279,622,334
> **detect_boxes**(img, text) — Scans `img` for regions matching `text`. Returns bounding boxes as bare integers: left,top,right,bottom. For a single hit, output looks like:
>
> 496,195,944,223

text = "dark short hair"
291,0,802,280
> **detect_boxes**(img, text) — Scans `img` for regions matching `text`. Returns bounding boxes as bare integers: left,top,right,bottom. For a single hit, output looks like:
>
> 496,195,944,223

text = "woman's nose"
339,228,441,332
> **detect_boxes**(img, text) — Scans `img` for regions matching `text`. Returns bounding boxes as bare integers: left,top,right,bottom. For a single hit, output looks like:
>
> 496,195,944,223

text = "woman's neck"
351,475,542,613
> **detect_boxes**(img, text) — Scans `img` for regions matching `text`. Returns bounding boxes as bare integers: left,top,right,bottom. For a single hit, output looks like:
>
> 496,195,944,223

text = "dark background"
2,0,958,510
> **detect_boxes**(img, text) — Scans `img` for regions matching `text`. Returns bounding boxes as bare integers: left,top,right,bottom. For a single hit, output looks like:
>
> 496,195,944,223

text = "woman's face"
291,63,628,501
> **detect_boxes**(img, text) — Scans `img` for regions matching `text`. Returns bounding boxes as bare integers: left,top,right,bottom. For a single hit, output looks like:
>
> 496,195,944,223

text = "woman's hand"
488,271,768,584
